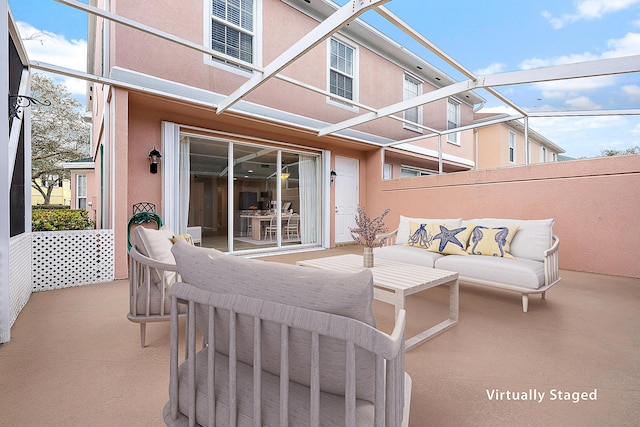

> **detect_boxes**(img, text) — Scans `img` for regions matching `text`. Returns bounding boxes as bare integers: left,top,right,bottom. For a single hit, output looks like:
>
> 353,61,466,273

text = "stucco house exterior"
474,112,565,169
85,0,486,277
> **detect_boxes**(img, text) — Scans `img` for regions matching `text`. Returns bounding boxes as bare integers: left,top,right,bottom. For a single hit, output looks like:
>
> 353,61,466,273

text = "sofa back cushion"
396,215,463,245
171,242,377,401
465,218,555,262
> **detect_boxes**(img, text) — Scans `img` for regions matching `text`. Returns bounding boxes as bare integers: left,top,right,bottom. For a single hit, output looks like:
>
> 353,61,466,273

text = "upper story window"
403,73,423,132
509,132,516,163
447,98,460,144
328,38,356,106
211,0,255,68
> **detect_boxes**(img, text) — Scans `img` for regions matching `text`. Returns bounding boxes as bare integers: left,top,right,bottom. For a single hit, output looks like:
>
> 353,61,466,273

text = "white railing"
8,233,32,335
31,229,115,292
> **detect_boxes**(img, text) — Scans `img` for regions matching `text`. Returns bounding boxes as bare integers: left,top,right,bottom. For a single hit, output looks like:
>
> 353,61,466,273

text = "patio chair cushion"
135,281,170,315
132,225,177,286
435,254,545,290
171,242,378,401
134,226,175,263
466,219,554,262
169,346,375,427
425,223,474,256
396,215,463,245
467,225,520,259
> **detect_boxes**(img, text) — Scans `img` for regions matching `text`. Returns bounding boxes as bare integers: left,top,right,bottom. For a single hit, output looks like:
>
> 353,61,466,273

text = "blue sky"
9,0,640,158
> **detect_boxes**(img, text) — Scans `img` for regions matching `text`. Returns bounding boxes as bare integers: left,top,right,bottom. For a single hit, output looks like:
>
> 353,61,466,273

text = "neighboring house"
31,177,72,207
86,0,486,277
473,113,565,169
62,158,97,224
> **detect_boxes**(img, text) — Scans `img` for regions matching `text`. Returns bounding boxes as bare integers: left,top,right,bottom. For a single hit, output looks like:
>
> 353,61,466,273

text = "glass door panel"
187,137,229,252
233,145,278,250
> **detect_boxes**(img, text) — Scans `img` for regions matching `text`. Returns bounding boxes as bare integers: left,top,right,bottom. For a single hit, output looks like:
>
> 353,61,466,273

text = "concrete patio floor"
1,245,638,426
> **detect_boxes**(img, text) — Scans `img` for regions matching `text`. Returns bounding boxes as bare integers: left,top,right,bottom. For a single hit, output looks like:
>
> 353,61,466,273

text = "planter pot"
363,247,374,268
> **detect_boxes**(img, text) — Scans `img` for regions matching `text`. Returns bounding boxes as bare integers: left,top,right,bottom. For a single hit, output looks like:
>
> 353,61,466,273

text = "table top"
240,213,299,219
297,253,458,295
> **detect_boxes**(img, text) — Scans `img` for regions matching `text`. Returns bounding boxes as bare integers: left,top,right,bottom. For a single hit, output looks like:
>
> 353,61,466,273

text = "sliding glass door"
180,131,320,253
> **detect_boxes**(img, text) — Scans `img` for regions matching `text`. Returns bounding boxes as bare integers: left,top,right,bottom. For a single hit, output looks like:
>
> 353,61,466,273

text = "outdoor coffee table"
297,254,459,350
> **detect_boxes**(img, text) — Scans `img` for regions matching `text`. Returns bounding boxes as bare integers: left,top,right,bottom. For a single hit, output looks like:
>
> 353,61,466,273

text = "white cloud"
542,0,640,29
602,32,640,58
529,115,635,157
476,105,519,116
17,21,87,97
534,76,617,100
565,96,601,109
518,32,640,101
622,84,640,101
475,62,507,75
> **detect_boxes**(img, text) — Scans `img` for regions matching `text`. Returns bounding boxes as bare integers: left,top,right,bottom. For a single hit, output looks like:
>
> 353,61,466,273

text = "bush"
33,204,71,210
32,209,95,231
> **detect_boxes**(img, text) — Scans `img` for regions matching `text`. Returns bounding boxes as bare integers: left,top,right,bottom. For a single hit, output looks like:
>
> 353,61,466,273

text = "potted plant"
350,206,390,268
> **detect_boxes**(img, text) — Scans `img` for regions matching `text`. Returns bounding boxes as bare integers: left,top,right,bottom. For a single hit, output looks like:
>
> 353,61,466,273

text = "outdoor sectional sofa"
374,216,561,312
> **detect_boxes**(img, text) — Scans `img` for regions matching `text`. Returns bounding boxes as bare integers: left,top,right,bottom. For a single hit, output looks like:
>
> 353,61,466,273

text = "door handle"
335,206,338,213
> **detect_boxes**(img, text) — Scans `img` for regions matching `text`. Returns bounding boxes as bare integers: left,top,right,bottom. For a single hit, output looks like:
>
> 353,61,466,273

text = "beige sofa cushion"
435,254,545,290
374,244,445,268
171,242,377,401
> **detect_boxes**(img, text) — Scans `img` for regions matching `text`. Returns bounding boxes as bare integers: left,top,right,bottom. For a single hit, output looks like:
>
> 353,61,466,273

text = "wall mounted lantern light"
148,147,162,174
330,170,337,185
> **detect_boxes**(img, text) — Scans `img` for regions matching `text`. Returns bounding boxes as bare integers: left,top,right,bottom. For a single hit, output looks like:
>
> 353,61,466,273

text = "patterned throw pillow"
426,224,474,255
467,225,519,258
405,221,443,249
171,233,194,245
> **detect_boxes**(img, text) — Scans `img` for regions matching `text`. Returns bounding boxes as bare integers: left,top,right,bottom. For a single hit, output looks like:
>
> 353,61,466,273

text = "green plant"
32,209,95,231
349,206,390,248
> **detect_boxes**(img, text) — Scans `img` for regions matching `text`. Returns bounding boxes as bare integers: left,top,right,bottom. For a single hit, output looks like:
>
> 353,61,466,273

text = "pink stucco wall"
366,154,640,278
107,0,478,149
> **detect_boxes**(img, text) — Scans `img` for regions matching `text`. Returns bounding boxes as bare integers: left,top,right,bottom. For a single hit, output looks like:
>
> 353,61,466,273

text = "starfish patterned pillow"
467,225,519,258
405,221,443,249
426,224,474,255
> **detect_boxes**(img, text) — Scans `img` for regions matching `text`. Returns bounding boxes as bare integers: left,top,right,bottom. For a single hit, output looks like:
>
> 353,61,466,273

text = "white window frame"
403,72,423,133
541,147,547,163
447,98,461,145
204,0,261,75
327,37,358,112
400,164,437,178
509,131,516,164
383,163,392,180
76,174,87,210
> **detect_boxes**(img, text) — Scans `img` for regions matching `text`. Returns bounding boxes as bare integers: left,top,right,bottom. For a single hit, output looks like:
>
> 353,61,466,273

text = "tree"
30,73,90,205
600,146,640,157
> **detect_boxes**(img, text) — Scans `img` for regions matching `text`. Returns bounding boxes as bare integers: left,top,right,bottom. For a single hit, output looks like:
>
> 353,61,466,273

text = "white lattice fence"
32,230,115,292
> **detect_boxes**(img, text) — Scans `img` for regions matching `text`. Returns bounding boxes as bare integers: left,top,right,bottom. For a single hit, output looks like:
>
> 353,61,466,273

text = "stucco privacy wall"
369,154,640,278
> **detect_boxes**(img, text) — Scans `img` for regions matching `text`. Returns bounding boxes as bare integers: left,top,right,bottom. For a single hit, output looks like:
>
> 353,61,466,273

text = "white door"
334,156,359,243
